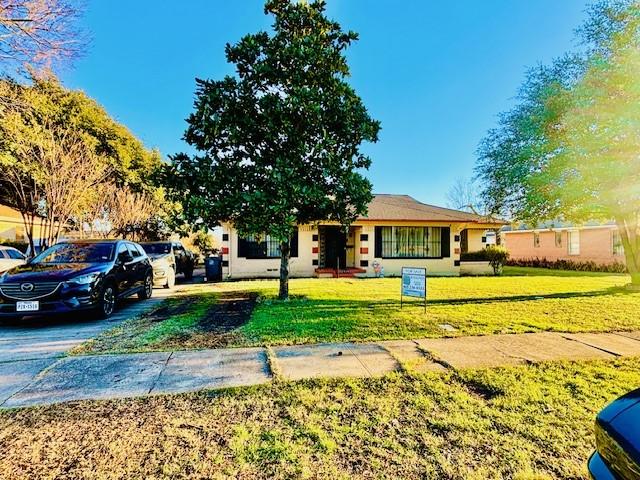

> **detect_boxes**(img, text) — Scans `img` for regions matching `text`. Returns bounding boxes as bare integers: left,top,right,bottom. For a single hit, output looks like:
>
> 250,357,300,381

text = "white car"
0,246,27,273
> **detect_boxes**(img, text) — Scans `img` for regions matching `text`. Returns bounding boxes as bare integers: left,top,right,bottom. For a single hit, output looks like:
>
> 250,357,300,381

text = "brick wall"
503,227,625,265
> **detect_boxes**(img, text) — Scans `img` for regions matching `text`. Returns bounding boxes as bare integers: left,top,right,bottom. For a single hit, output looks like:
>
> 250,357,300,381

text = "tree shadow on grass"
255,286,631,312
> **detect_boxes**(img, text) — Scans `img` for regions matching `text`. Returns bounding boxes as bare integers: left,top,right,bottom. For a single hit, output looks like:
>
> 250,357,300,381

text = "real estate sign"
401,267,426,311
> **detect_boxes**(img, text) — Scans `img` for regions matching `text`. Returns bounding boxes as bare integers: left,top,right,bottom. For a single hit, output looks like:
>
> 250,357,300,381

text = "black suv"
0,240,153,320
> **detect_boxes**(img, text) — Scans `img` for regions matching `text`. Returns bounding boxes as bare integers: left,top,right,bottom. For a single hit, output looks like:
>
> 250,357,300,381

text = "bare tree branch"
0,0,86,76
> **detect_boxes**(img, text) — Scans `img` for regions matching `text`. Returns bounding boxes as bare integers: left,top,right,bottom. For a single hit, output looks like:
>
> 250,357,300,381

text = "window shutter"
374,227,382,258
237,235,247,257
290,228,299,257
441,227,450,257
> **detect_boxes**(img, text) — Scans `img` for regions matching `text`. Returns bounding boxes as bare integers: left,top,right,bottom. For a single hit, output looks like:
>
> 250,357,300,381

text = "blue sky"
61,0,589,207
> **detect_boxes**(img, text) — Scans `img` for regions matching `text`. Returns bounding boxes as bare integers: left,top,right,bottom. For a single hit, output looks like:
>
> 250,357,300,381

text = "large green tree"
476,0,640,285
164,0,380,299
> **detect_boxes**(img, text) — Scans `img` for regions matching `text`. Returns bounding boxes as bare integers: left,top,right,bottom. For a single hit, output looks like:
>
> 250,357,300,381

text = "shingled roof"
357,194,506,224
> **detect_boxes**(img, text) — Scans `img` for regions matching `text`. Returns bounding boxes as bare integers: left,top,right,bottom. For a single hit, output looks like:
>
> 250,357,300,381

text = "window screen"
379,226,442,258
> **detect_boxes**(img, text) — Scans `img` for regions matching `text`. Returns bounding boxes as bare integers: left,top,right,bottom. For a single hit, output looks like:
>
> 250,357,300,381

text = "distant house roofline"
502,223,617,234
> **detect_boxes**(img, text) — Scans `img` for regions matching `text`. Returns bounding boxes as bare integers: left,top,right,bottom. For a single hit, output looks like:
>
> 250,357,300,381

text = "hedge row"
460,250,492,262
0,240,29,253
506,257,627,273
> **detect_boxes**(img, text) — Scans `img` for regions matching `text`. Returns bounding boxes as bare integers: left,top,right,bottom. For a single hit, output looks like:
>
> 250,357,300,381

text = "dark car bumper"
589,452,620,480
0,284,99,317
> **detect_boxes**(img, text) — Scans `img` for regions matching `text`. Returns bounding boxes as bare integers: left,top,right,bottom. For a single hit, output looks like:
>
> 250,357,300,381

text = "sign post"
401,267,427,312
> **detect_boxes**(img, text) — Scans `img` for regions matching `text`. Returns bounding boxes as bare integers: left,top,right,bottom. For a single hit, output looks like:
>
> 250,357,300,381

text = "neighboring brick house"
502,224,625,266
220,194,506,279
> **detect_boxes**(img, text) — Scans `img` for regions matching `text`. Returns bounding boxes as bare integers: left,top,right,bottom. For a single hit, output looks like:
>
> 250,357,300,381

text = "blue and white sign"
401,267,426,298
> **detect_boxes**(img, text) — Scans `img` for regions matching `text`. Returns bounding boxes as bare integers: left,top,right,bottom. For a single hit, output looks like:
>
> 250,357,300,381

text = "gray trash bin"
204,255,222,282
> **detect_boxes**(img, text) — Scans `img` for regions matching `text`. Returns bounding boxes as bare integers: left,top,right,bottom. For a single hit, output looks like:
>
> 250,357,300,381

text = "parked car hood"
597,388,640,471
0,263,109,283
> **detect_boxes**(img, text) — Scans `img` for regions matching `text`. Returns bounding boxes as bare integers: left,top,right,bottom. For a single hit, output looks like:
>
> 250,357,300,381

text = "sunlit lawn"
214,267,639,346
77,267,639,353
2,357,637,479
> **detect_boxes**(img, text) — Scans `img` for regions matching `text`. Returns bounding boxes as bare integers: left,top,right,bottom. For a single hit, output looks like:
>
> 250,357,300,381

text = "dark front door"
323,227,347,269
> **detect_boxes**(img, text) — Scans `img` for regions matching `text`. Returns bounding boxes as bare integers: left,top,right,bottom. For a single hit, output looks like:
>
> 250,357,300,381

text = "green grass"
213,269,639,346
503,266,623,277
76,267,639,353
1,356,637,479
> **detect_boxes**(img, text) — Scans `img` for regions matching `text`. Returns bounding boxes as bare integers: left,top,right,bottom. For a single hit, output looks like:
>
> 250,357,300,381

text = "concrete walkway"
3,330,640,408
0,272,205,407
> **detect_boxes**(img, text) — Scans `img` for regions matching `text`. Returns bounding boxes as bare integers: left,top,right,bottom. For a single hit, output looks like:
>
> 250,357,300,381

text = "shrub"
0,239,29,253
460,247,509,275
460,250,490,262
506,257,627,273
485,246,509,275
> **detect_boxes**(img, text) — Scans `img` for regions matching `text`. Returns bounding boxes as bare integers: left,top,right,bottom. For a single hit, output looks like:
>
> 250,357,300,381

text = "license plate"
16,301,39,312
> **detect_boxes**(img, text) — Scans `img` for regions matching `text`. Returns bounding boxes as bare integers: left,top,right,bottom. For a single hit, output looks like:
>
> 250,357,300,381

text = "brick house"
502,224,625,266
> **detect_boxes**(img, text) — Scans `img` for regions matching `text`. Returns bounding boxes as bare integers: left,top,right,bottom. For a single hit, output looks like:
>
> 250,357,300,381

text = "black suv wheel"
97,283,116,319
138,274,153,300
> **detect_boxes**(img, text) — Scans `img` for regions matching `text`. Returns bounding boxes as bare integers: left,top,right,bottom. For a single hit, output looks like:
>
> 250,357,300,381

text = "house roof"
357,194,507,224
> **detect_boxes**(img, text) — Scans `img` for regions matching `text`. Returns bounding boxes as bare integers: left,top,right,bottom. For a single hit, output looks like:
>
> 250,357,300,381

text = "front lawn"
219,268,639,346
75,268,639,353
1,357,637,479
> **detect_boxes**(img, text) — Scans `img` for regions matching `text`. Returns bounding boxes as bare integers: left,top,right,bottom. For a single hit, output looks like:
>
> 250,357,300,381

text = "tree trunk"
20,211,35,256
616,216,640,285
279,240,291,301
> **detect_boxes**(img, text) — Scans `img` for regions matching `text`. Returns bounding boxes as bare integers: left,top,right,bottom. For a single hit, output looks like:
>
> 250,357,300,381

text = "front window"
380,226,441,258
33,243,115,264
242,234,281,258
238,228,299,259
533,232,540,248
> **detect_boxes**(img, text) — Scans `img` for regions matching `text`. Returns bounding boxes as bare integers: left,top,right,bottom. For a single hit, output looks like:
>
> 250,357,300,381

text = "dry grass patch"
72,291,256,355
1,357,638,479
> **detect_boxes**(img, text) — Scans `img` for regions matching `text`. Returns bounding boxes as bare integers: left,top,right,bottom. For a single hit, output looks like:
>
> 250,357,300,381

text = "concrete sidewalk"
3,330,640,408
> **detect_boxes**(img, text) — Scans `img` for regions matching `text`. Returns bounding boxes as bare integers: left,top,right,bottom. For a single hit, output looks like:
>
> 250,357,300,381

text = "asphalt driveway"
0,269,204,403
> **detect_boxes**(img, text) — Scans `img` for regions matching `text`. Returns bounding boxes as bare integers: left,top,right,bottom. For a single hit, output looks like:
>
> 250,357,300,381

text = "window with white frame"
568,230,580,255
555,231,562,248
533,232,540,248
612,230,624,256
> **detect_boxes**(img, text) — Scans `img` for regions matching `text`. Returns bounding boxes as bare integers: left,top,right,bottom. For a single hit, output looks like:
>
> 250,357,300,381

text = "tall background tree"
0,75,163,250
163,0,380,299
476,0,640,285
0,0,85,76
445,177,484,214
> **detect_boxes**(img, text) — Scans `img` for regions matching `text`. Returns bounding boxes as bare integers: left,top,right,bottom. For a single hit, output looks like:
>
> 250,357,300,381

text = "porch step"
314,267,367,278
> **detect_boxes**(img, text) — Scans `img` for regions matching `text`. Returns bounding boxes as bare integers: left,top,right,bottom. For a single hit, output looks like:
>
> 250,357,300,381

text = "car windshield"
141,243,172,255
32,243,115,264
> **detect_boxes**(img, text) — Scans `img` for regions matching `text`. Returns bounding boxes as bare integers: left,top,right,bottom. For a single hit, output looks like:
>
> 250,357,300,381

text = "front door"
323,227,347,269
